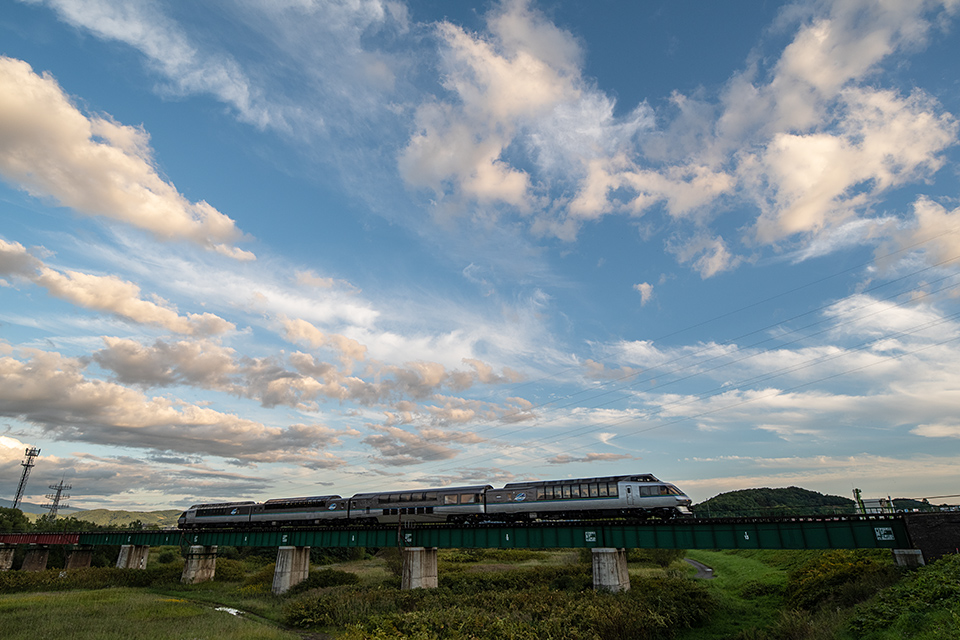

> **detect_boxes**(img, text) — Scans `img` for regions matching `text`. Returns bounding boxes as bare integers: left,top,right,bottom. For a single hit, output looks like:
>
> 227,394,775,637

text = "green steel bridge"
5,513,912,551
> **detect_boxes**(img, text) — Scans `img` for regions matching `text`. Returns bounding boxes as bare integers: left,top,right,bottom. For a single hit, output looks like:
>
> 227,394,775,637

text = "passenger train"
177,474,692,529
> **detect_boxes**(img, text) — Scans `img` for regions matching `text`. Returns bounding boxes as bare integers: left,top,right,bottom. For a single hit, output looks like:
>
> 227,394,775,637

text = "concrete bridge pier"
21,546,49,572
893,549,925,567
272,546,311,594
0,545,14,571
116,544,150,569
401,547,438,590
66,547,94,569
592,548,631,592
181,545,218,584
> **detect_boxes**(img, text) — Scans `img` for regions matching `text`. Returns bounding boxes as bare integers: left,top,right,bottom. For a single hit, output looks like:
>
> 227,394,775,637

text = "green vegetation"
692,487,856,517
65,508,182,528
0,541,957,639
0,589,298,640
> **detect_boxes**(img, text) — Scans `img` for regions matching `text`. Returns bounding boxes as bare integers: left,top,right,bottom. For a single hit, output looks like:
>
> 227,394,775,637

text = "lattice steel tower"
43,478,72,518
12,447,41,509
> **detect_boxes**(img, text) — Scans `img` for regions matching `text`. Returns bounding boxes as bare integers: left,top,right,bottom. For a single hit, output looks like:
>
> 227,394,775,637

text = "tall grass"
0,589,299,640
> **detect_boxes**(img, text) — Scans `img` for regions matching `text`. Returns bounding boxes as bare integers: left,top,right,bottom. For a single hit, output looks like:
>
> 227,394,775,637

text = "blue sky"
2,0,960,510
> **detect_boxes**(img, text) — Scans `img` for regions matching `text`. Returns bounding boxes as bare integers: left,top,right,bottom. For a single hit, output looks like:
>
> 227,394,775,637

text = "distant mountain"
0,498,78,516
692,487,856,517
70,509,182,528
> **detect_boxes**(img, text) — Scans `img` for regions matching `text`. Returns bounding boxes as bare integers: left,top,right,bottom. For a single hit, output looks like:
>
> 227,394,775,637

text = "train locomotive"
177,473,692,529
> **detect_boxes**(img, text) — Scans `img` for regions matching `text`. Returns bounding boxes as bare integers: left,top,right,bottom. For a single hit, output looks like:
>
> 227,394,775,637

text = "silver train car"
177,474,691,529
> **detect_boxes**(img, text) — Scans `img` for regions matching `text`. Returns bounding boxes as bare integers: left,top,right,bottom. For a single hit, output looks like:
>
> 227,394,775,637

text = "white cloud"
0,57,253,258
0,239,235,335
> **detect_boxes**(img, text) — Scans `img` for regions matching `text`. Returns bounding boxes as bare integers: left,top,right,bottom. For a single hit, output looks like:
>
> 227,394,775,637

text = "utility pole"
12,447,41,510
43,478,72,518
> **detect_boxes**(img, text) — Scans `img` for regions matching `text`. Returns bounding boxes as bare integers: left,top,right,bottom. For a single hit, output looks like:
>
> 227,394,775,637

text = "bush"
284,571,716,639
284,568,360,596
848,553,960,637
786,550,899,611
0,564,183,594
213,558,248,582
243,562,277,587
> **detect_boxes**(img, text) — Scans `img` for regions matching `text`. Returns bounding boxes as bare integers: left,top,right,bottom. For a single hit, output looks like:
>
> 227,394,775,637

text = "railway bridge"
1,512,955,593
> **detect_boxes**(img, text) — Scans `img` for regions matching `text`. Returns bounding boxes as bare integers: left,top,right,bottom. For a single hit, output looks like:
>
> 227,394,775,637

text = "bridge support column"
181,545,217,584
892,549,925,567
401,547,438,590
116,544,150,569
273,546,311,594
0,545,15,571
592,548,630,592
66,548,93,569
21,546,49,572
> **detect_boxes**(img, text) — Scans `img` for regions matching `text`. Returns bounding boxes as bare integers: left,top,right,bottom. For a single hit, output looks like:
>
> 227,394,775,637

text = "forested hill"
692,487,855,517
68,509,181,528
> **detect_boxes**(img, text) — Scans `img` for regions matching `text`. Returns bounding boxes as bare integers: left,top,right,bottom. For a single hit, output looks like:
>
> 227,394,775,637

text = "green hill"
692,486,856,517
69,509,182,528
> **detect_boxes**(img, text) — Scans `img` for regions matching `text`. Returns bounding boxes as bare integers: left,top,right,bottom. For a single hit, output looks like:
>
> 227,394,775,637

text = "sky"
2,0,960,512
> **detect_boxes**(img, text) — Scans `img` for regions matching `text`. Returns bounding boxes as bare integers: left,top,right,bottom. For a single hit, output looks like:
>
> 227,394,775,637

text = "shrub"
848,553,960,636
213,558,247,582
284,571,716,639
284,568,360,596
243,562,277,587
786,550,899,611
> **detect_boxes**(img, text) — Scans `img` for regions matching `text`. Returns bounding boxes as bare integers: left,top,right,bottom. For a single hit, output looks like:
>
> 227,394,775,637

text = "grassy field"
2,546,957,639
0,589,300,640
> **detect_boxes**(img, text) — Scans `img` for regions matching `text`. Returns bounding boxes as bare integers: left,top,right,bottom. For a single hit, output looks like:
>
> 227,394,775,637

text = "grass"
678,550,791,639
0,588,300,640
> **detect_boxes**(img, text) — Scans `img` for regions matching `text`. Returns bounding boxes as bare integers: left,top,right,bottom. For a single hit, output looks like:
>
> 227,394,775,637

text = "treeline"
0,507,153,533
692,487,857,517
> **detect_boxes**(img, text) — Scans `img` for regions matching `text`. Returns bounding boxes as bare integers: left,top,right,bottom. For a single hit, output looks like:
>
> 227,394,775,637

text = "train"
177,473,692,529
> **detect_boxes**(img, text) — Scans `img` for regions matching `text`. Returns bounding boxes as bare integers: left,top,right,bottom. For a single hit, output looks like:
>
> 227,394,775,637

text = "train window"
398,493,409,503
609,484,619,498
581,484,590,497
598,484,608,497
540,486,550,500
641,486,654,496
442,494,458,505
460,493,476,504
571,485,581,499
659,486,671,495
589,484,599,498
425,492,438,501
562,485,571,499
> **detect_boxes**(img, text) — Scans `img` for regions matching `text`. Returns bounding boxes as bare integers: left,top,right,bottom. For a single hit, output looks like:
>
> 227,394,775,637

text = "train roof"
351,484,493,499
187,501,257,509
501,474,661,489
263,495,342,504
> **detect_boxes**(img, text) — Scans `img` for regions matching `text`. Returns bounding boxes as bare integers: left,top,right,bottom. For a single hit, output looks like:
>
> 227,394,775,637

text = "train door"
625,484,635,506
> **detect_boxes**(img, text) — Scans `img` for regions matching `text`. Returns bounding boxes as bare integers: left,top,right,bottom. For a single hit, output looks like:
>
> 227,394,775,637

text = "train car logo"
515,493,526,502
328,503,338,510
230,508,239,515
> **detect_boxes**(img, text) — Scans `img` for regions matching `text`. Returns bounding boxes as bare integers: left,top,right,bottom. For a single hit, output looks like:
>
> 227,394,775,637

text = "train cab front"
666,484,694,517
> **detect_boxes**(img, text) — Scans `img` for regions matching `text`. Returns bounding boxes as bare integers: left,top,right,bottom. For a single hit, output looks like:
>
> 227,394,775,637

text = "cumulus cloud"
0,56,253,258
0,347,349,465
363,423,485,466
633,282,654,306
0,239,234,335
546,452,636,464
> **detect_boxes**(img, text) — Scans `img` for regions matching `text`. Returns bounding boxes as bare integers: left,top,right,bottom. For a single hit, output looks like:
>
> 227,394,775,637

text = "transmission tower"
12,447,40,510
42,478,72,518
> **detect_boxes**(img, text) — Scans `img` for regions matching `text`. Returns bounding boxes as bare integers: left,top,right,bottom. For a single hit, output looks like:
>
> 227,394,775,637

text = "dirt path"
684,558,715,579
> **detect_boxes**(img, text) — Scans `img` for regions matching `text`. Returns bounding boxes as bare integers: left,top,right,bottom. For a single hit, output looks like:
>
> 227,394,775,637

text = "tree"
0,507,32,532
